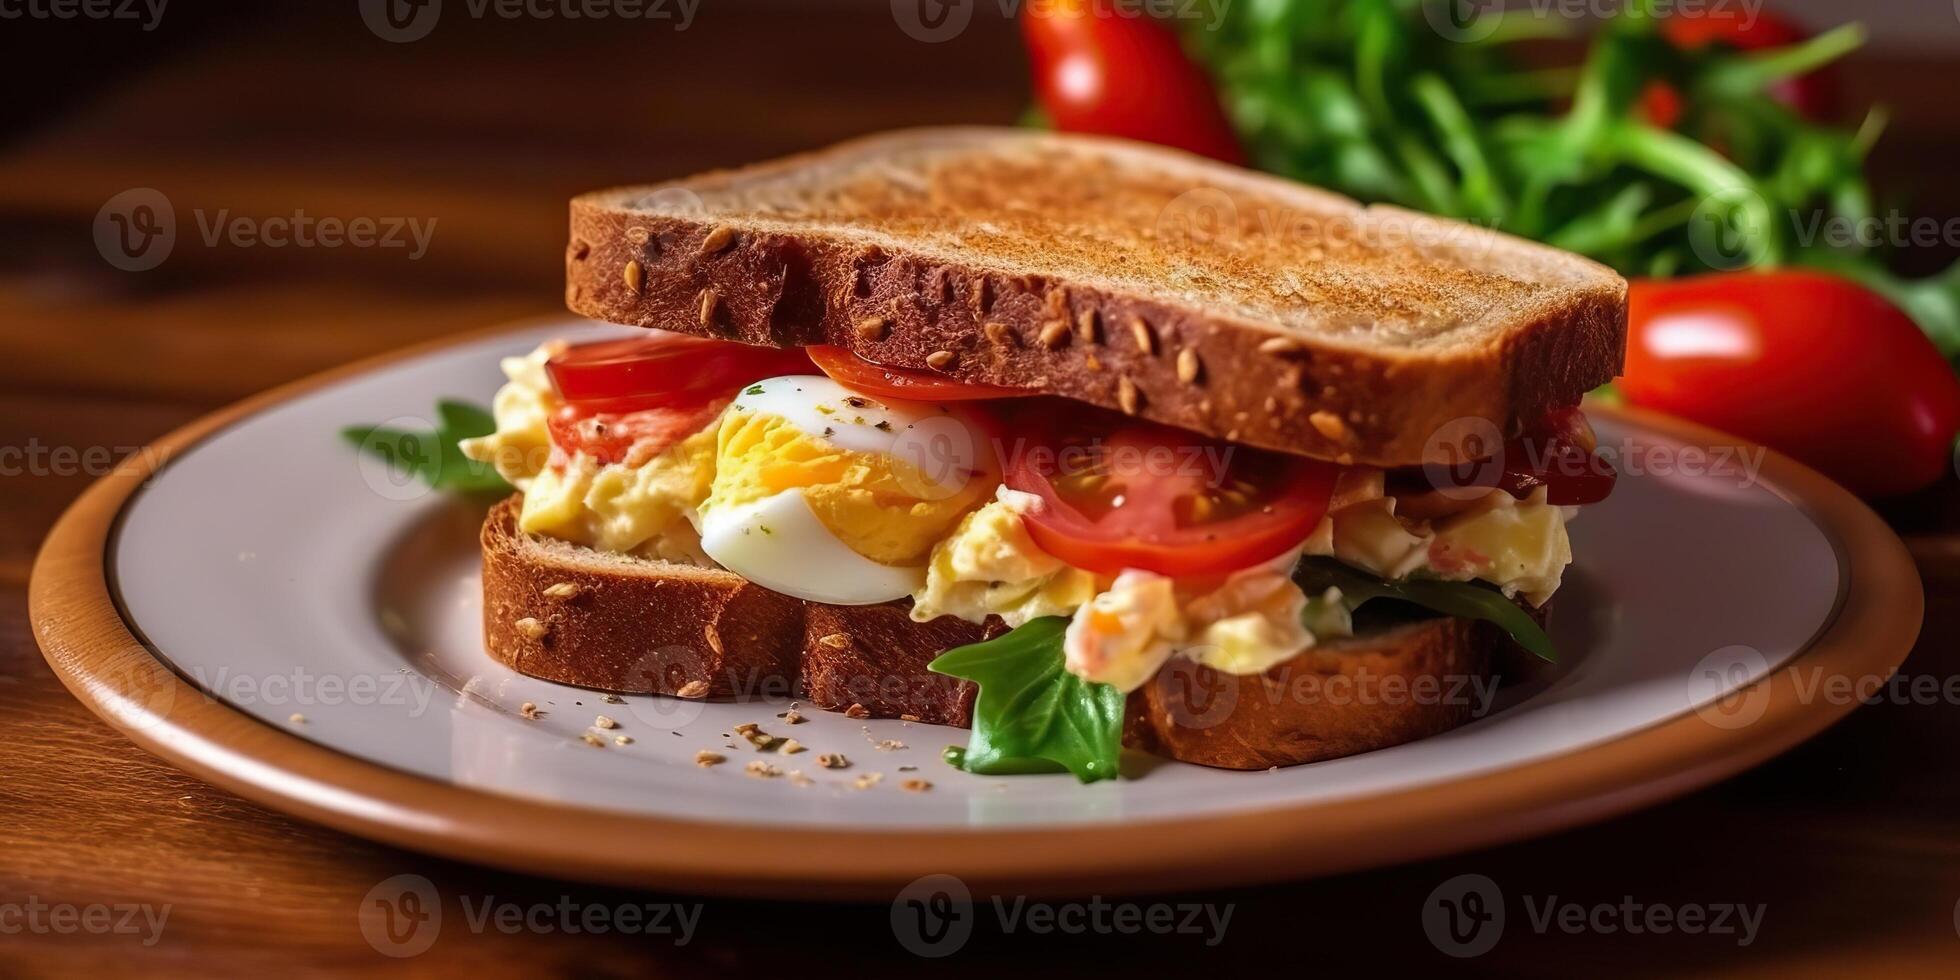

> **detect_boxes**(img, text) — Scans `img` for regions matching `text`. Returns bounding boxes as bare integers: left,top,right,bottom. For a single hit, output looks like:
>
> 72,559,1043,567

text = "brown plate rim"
29,320,1924,900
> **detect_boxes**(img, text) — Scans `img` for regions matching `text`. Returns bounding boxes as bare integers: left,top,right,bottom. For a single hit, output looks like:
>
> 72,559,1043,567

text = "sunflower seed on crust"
698,225,735,256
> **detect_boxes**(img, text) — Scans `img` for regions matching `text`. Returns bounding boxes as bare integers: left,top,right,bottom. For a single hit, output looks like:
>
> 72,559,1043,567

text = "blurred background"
6,0,1960,973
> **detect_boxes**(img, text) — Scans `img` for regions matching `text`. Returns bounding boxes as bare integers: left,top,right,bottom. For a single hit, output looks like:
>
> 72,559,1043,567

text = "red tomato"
1661,9,1838,120
807,344,1033,402
1639,81,1685,129
1001,411,1339,577
546,401,724,468
545,331,810,414
1021,1,1244,164
1622,272,1960,498
543,332,808,465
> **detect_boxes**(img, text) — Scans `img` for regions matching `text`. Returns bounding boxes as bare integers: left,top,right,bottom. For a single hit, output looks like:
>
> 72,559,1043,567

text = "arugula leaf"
341,398,509,494
928,617,1125,783
1297,558,1556,663
1182,2,1960,362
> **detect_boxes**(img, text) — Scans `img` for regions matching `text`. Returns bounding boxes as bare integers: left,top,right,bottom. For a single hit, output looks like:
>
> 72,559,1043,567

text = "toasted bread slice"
566,127,1626,467
483,496,1511,770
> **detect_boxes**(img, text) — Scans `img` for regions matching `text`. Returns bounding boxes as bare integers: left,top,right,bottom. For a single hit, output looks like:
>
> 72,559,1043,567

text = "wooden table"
4,3,1957,973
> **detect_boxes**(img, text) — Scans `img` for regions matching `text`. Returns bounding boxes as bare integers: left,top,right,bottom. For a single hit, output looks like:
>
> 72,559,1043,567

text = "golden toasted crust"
1126,619,1498,770
482,497,1506,770
565,127,1626,467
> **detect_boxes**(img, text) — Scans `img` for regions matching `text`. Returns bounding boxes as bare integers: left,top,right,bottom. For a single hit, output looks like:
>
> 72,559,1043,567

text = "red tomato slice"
546,401,724,468
807,345,1034,402
1001,412,1339,577
546,331,810,414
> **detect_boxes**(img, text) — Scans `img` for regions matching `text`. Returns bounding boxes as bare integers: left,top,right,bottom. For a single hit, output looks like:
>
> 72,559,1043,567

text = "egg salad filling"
463,341,1584,696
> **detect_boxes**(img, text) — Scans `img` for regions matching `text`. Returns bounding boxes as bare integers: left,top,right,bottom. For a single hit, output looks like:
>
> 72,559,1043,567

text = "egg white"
698,488,927,605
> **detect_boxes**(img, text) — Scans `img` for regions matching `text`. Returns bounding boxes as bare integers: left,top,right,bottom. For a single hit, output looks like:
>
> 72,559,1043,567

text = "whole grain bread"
566,127,1626,468
482,497,1511,770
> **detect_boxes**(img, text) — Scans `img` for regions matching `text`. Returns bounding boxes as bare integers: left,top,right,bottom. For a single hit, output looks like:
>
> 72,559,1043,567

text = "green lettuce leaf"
928,617,1124,783
1297,558,1556,662
341,399,508,494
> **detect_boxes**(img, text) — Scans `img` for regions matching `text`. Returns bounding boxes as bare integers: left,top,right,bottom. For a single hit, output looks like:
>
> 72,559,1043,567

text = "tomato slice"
542,331,807,466
806,345,1034,402
546,401,724,468
546,331,811,414
1001,411,1339,577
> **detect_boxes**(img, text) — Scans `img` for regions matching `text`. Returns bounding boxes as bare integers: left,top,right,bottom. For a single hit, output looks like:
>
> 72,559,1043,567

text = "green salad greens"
341,399,509,494
934,560,1555,781
1296,557,1556,661
929,617,1126,783
1186,0,1960,358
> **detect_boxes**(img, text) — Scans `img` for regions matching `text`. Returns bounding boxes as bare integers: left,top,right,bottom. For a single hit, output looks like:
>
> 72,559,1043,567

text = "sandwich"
461,128,1625,780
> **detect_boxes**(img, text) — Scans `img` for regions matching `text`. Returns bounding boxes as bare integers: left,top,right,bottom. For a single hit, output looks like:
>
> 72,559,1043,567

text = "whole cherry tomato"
1021,0,1244,164
1622,272,1960,497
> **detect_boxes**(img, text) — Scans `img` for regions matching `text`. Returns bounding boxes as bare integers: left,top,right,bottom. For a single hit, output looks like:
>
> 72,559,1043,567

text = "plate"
31,320,1922,898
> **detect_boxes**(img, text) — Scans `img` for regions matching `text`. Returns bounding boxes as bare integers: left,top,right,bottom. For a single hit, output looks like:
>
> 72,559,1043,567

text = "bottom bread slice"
481,495,1516,770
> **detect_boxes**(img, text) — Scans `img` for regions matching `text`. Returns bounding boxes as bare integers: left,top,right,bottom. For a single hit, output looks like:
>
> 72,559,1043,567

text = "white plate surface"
109,321,1842,830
